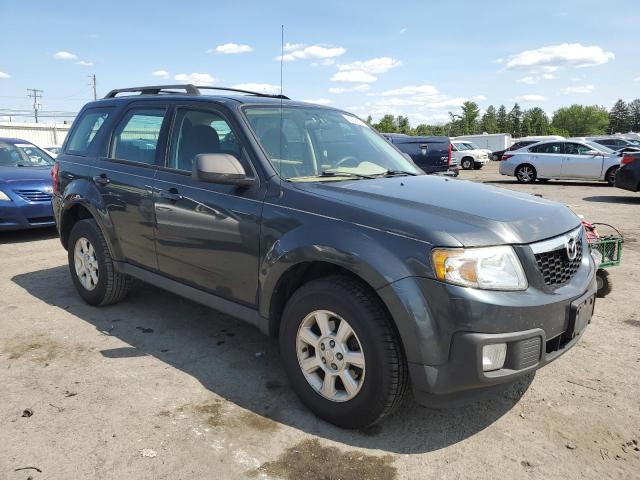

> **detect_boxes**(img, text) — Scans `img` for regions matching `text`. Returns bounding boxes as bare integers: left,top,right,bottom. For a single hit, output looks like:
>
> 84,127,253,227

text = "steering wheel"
334,155,360,168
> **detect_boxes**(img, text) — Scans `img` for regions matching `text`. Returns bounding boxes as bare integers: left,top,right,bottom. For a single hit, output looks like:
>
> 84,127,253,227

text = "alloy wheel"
296,310,366,402
74,237,99,291
517,166,534,182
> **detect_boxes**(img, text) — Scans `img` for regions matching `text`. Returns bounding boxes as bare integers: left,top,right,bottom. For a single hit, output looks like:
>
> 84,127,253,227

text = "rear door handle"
159,189,183,201
92,174,110,185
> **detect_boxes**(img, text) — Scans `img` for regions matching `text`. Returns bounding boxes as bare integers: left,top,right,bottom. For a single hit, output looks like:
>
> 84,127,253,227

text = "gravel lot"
1,162,639,480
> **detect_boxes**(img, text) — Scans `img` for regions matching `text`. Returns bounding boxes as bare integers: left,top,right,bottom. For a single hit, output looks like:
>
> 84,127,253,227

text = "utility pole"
26,88,43,123
89,74,97,100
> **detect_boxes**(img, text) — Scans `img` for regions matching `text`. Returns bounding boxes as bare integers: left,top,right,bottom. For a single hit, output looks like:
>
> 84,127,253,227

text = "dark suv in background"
381,133,456,175
52,84,596,428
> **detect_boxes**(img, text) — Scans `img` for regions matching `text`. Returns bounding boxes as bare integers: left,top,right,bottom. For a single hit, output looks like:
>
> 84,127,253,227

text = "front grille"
13,189,53,202
534,241,582,287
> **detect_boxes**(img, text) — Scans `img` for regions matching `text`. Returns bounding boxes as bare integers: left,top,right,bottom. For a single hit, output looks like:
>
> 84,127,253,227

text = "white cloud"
542,73,555,79
400,27,408,34
152,70,170,79
514,94,546,102
311,59,335,67
517,76,538,84
76,60,93,66
329,84,370,94
634,76,640,82
0,71,11,79
505,43,614,71
560,84,594,94
231,83,280,94
381,84,439,96
53,51,78,60
331,70,377,83
303,98,333,105
277,44,346,62
472,95,487,101
174,73,216,86
214,43,253,54
338,57,402,74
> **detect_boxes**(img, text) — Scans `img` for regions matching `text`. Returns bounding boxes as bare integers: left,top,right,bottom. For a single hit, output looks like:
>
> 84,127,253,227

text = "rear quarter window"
65,108,113,156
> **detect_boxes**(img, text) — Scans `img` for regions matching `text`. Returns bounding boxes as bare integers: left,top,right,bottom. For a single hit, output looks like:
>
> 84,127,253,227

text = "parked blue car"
0,137,56,231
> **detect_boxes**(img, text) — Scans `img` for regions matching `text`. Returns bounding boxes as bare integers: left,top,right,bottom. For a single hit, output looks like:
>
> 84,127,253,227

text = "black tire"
461,157,474,170
67,219,130,306
596,269,612,298
515,164,536,183
605,166,618,186
279,275,408,429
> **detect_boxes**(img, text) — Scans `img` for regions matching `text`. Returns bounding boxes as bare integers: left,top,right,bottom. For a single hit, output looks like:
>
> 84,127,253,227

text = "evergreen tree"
496,105,508,133
396,115,411,134
508,103,523,137
608,99,631,133
481,105,498,133
525,107,550,135
628,99,640,132
460,101,480,134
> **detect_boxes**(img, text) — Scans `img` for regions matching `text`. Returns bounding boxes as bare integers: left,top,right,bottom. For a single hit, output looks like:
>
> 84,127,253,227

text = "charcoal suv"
52,85,597,428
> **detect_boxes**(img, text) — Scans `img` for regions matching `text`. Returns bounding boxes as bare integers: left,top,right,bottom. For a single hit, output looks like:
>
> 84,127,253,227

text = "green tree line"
368,98,640,138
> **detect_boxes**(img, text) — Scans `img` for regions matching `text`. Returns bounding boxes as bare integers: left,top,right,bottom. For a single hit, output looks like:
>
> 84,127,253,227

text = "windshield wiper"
318,170,376,179
376,169,419,177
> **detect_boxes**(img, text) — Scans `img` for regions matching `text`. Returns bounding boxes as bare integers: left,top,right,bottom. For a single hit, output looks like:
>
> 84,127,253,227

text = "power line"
26,88,43,123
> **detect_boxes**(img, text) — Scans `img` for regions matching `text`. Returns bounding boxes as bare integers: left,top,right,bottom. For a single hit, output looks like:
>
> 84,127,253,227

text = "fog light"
482,343,507,372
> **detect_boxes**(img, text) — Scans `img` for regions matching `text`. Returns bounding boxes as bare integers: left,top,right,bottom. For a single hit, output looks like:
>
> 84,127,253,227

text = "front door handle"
93,174,110,185
159,188,183,201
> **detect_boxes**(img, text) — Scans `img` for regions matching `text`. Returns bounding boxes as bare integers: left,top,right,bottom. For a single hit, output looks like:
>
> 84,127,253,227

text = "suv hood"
293,175,580,247
0,166,52,183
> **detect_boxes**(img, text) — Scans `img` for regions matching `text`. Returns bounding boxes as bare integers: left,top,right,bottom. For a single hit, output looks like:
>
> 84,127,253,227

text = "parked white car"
451,141,490,170
499,140,621,185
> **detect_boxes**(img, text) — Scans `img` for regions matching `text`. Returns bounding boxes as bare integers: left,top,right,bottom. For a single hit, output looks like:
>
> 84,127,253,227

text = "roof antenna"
278,24,284,195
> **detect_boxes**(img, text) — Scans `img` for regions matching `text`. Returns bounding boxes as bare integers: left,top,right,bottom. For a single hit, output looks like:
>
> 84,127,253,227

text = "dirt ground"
1,163,639,480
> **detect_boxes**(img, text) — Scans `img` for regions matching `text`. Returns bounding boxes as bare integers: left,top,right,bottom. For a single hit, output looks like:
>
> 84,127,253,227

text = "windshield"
586,141,615,154
453,142,471,151
243,106,421,181
0,141,55,167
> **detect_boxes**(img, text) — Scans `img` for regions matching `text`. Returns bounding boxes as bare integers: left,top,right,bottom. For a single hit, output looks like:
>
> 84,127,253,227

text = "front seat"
178,125,221,171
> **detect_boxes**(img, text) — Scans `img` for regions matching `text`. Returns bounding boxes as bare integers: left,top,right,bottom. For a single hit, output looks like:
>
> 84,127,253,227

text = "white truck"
450,140,491,170
453,133,512,159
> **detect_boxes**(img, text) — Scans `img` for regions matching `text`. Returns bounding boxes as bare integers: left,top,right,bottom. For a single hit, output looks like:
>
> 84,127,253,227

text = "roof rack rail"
104,84,290,100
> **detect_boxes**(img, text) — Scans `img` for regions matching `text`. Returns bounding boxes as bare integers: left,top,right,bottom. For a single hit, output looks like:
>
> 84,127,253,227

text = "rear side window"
65,108,112,155
530,142,563,154
110,108,166,165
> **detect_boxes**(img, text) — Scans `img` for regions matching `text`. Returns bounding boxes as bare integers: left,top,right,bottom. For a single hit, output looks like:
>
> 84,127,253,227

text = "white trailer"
452,133,512,153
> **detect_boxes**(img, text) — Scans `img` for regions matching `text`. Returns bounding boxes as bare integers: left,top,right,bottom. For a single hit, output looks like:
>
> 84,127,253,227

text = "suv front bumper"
378,264,596,406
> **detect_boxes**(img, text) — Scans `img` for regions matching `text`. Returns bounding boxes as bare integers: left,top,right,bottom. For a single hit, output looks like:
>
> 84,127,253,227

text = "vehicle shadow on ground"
12,265,532,454
583,195,640,204
0,227,57,245
484,179,612,188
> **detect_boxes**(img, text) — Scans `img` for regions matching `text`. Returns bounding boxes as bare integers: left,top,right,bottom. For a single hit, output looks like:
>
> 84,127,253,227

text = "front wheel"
279,276,408,429
516,164,536,183
596,269,612,297
461,157,474,170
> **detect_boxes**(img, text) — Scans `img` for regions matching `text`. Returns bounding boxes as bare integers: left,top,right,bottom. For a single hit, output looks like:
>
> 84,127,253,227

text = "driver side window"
565,143,593,155
168,109,244,172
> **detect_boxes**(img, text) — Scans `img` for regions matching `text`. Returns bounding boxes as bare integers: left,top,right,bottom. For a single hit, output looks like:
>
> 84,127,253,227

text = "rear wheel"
68,219,130,306
279,276,408,429
516,164,536,183
461,157,474,170
605,166,618,186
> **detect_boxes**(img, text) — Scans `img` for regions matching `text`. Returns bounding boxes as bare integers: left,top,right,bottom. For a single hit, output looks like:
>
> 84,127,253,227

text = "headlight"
0,190,11,201
432,246,528,290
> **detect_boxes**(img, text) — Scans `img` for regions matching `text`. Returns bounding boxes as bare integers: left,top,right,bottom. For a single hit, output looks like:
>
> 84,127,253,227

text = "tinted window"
597,139,615,146
565,143,594,155
0,141,55,167
110,108,165,165
66,108,112,155
530,142,563,154
168,109,244,172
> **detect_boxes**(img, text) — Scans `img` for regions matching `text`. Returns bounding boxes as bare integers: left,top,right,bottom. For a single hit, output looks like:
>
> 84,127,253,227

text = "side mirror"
192,153,255,186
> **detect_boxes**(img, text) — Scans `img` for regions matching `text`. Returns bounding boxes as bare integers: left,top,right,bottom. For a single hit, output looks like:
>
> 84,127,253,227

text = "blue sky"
1,0,639,125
